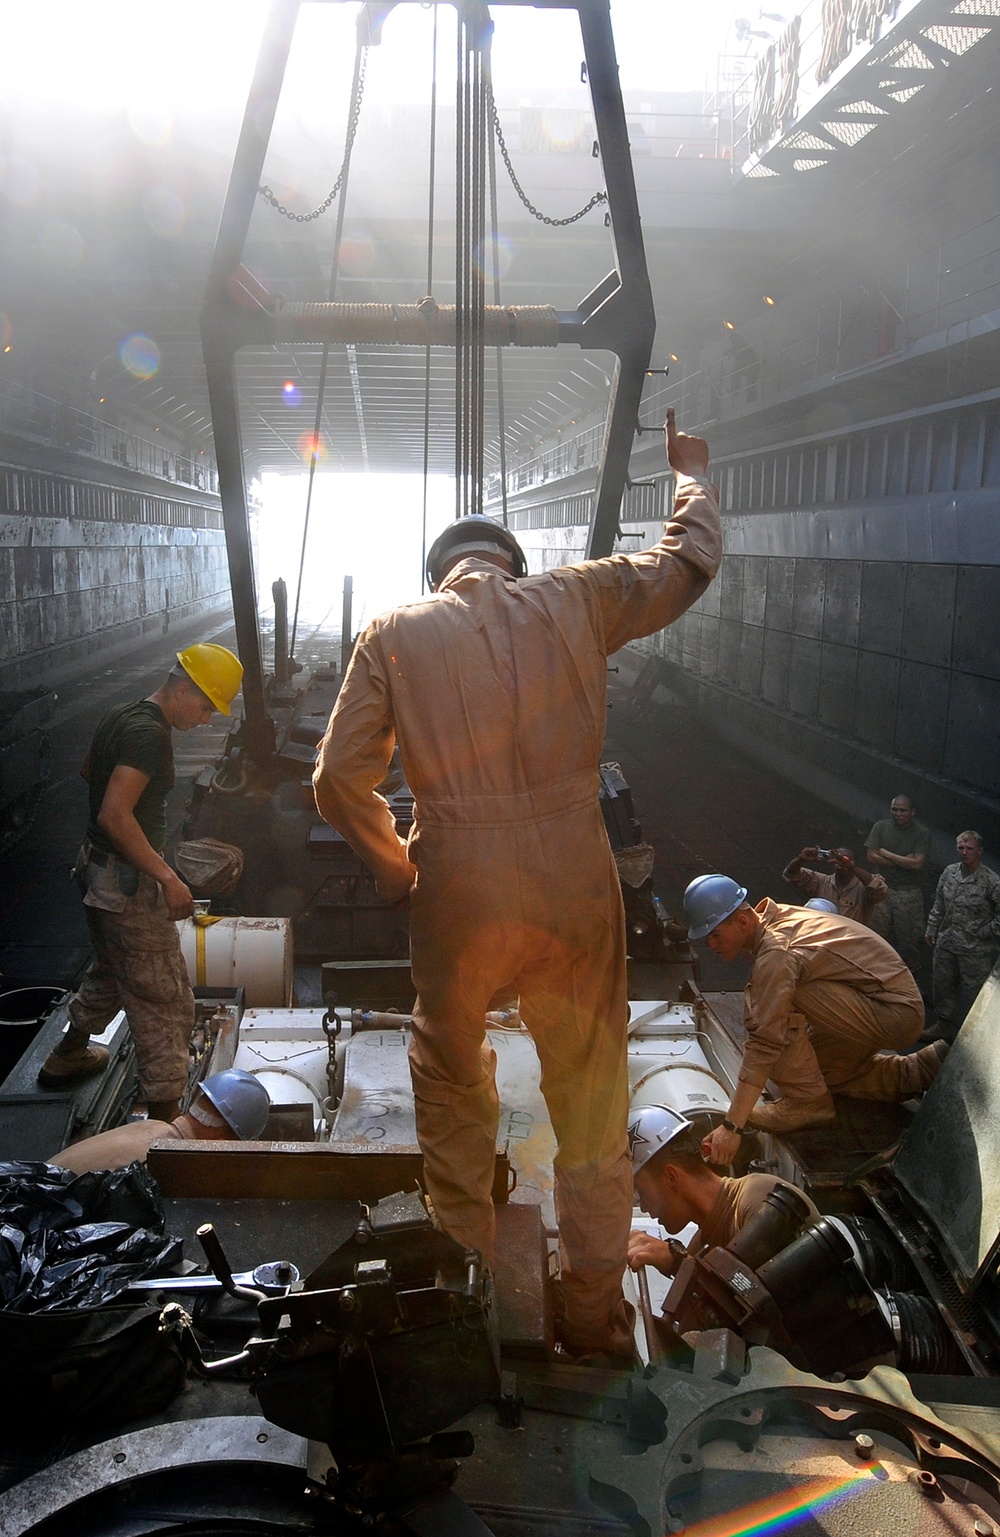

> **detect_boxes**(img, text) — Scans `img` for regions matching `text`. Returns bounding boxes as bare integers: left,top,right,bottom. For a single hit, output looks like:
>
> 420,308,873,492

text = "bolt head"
974,1521,993,1536
854,1433,874,1459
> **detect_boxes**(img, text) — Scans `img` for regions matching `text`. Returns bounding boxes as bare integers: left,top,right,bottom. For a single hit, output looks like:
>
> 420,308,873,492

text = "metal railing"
0,376,218,494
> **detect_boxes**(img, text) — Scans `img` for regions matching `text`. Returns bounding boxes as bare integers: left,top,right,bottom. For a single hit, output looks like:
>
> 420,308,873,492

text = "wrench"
126,1259,299,1297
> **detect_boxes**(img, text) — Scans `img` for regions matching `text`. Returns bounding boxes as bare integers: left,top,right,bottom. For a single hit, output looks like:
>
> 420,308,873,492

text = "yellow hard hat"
176,643,243,715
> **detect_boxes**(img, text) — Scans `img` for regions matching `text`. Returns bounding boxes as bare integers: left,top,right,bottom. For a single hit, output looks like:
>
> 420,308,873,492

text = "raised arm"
783,846,819,888
585,409,722,654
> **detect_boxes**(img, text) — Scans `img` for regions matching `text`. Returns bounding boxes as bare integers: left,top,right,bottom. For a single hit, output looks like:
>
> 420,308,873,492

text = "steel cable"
455,3,491,521
487,54,509,527
290,41,367,662
421,5,440,593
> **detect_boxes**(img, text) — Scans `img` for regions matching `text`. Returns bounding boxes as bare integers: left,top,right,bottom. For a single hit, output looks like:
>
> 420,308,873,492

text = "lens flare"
338,237,377,277
282,380,301,407
298,431,328,466
0,315,12,351
472,232,514,281
119,332,161,380
538,106,586,152
127,102,173,148
675,1465,886,1537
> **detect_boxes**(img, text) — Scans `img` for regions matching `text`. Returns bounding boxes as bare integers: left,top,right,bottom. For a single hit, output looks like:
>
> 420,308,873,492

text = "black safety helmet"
426,515,527,589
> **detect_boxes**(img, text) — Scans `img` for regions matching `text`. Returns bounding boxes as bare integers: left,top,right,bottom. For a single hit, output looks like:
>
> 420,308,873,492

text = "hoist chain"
258,50,369,222
488,87,607,227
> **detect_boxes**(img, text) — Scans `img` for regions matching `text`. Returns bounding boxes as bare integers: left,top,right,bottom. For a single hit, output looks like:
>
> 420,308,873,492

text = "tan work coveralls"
740,899,925,1103
314,474,721,1351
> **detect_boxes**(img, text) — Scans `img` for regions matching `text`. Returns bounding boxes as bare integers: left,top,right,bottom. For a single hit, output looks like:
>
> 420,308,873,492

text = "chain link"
258,50,369,223
489,89,607,227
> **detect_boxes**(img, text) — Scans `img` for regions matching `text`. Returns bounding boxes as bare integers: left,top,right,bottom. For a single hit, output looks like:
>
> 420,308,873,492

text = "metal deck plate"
0,1095,75,1164
894,966,1000,1289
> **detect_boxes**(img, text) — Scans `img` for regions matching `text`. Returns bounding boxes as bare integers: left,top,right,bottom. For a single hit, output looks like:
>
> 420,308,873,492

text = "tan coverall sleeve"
587,474,722,654
783,866,820,898
313,633,416,903
738,945,804,1089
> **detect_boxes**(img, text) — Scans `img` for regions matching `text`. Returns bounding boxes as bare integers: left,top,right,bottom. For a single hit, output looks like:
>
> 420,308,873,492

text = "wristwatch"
721,1118,747,1137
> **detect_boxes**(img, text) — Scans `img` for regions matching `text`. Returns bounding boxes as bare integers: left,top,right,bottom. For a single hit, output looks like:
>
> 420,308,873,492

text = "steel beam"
201,0,654,759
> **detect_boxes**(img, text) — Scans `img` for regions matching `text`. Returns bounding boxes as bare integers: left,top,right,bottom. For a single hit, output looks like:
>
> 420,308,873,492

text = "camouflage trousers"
70,873,194,1102
931,945,998,1036
868,886,926,973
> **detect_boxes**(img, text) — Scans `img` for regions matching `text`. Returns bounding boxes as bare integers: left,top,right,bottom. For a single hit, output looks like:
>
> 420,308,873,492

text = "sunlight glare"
256,472,454,633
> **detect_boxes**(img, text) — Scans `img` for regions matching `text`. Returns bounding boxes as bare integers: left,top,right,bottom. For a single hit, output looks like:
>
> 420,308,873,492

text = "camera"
816,848,834,860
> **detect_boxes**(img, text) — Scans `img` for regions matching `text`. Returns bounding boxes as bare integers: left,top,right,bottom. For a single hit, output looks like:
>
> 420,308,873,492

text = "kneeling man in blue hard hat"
46,1070,271,1175
683,876,948,1163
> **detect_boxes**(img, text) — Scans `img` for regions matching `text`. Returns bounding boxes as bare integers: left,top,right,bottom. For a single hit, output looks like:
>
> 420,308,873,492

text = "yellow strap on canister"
192,911,223,987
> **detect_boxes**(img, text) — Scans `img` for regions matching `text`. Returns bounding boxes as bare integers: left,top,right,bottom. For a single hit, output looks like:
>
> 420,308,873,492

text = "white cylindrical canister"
232,1040,330,1127
628,1057,730,1120
178,916,293,1007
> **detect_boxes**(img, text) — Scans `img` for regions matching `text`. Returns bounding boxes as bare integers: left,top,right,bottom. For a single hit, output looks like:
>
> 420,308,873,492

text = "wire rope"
487,59,509,528
290,41,367,662
421,5,440,594
454,2,491,521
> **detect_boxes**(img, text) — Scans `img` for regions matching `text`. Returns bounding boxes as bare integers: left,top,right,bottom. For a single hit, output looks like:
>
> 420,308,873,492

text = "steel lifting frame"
201,0,655,764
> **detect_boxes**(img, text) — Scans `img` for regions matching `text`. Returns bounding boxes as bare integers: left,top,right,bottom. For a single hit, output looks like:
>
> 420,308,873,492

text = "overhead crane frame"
201,0,655,764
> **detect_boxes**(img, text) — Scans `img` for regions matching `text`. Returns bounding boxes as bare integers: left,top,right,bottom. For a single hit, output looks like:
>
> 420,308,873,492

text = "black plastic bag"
0,1160,181,1312
0,1299,190,1431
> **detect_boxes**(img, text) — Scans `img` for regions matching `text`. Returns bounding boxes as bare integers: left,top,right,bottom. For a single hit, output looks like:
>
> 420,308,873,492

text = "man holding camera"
783,845,887,929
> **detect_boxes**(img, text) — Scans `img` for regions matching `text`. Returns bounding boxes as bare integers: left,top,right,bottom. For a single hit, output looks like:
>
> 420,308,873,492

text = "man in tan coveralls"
682,879,947,1168
314,410,721,1356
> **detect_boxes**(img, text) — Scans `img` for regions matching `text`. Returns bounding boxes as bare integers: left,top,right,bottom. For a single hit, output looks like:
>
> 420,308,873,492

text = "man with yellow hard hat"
38,643,243,1120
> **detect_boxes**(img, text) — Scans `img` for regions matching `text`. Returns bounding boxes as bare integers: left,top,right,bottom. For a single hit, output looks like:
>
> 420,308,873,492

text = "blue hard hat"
683,873,748,941
805,897,839,915
200,1069,270,1140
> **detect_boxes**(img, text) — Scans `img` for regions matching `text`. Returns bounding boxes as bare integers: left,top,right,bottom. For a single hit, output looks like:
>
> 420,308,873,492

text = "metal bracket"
200,0,654,761
586,1342,1000,1537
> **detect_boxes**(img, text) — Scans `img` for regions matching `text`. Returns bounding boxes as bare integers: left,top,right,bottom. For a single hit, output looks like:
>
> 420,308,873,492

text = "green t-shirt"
86,700,174,856
864,817,931,890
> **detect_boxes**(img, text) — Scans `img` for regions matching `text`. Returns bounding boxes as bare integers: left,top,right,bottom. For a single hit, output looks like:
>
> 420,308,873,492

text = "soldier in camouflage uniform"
925,831,1000,1040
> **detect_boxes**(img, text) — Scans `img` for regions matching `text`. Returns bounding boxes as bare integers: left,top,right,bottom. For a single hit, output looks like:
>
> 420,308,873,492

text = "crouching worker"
46,1069,270,1175
682,876,947,1163
627,1104,818,1279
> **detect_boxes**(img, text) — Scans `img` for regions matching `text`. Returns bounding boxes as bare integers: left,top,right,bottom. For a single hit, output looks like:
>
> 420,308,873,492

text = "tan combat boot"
38,1030,110,1088
748,1092,837,1134
900,1039,949,1095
